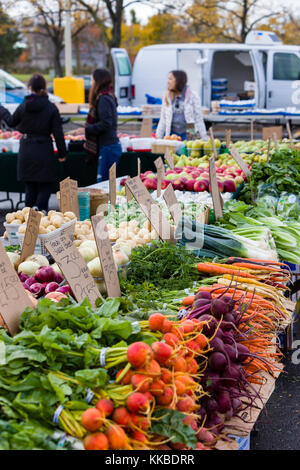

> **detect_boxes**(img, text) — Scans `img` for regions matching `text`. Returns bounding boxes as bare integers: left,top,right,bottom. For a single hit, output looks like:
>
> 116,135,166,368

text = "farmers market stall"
0,134,298,451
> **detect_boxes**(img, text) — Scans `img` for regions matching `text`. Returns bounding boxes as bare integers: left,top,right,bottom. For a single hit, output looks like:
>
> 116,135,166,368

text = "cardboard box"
55,103,79,114
262,126,283,140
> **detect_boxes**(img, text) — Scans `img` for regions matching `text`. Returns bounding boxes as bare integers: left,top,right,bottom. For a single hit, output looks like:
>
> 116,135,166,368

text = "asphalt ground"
0,191,299,450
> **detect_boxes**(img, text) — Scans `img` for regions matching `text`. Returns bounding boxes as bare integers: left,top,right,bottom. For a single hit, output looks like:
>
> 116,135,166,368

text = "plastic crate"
18,218,77,256
4,222,22,245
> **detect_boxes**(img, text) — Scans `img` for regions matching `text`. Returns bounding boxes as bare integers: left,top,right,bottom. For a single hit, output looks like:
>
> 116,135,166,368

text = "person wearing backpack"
72,68,122,182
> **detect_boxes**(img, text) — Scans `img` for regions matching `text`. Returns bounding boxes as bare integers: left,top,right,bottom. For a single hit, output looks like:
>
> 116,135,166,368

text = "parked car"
111,30,300,110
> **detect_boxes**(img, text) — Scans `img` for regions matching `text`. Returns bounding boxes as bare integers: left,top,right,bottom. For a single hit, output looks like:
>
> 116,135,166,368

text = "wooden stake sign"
137,157,141,177
91,214,121,298
125,178,132,202
154,157,165,197
163,183,182,228
226,129,231,149
250,118,254,141
272,132,279,151
140,118,152,137
262,126,282,141
164,148,175,169
0,241,34,335
70,179,80,219
230,145,251,179
20,208,42,263
286,121,294,148
109,163,117,211
267,138,271,163
45,235,102,306
209,127,218,160
59,177,71,213
125,176,175,242
209,156,223,220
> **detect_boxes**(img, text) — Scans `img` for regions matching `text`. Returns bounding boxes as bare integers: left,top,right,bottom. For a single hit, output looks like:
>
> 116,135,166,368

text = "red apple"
171,179,185,191
234,175,244,185
194,180,208,192
161,179,171,189
223,180,237,192
185,179,197,191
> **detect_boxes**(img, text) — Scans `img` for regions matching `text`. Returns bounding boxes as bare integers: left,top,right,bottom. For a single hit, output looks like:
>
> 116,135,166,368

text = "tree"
20,0,91,76
0,6,23,69
259,10,300,45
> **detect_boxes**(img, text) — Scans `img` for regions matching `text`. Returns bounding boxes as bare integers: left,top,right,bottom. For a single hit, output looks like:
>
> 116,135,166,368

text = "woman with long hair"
73,68,122,182
156,70,208,141
0,73,67,212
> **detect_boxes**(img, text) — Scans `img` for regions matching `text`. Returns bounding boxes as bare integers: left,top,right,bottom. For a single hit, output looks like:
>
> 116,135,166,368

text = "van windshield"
273,53,300,80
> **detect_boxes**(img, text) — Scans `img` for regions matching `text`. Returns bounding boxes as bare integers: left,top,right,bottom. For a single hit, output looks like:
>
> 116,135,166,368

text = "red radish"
161,319,173,333
56,285,73,296
29,282,44,297
196,442,210,450
186,358,199,374
186,340,200,354
182,415,194,426
181,320,195,334
116,368,133,385
132,430,147,443
95,398,114,417
131,414,150,431
163,332,179,347
148,313,165,331
127,393,149,413
81,407,104,432
161,368,172,384
150,379,165,397
24,277,37,289
106,425,128,449
177,396,197,413
173,356,187,372
112,407,131,427
171,327,184,340
138,359,161,378
35,266,56,283
131,374,151,393
196,428,215,444
83,432,109,450
174,379,186,396
53,271,64,284
157,386,174,406
144,391,154,402
170,442,186,450
151,341,173,365
127,342,153,368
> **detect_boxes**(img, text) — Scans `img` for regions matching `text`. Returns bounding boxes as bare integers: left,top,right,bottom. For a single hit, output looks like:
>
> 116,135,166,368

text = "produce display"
0,137,298,451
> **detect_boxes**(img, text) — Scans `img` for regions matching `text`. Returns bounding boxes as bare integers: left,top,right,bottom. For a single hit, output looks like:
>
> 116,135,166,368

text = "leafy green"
150,409,197,449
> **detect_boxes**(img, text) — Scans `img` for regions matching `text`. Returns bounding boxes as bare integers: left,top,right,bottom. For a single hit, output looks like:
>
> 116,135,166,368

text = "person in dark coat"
71,68,122,182
0,73,67,212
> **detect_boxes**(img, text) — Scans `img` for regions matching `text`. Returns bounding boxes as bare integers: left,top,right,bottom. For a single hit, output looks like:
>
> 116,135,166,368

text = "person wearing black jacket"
72,69,122,182
0,74,67,212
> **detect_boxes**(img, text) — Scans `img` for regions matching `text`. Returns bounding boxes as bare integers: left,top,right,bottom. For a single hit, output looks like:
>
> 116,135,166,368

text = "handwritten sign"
59,177,71,213
125,179,132,202
163,183,182,228
272,132,279,151
209,127,218,160
164,148,175,170
262,126,282,141
109,163,117,211
154,157,165,197
45,235,102,306
0,241,34,335
70,179,80,219
140,118,152,137
125,176,175,242
209,156,223,220
230,145,251,179
20,209,42,263
92,214,121,298
226,129,231,149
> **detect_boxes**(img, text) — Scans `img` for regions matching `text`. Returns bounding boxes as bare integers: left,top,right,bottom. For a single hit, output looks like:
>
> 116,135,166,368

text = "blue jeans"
97,142,122,182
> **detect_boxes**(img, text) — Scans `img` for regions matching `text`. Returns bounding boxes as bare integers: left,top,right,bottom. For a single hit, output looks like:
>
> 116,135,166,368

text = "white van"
111,31,300,110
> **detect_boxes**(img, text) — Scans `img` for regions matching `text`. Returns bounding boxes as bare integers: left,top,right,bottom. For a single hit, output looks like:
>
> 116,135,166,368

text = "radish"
161,318,173,333
173,356,187,372
131,430,147,443
95,398,114,417
35,265,56,283
163,332,179,347
127,392,149,413
196,428,215,444
197,315,218,336
151,341,173,365
156,387,173,406
53,271,64,284
177,396,197,413
81,407,104,432
181,320,195,334
29,282,44,298
210,298,230,318
130,414,150,431
127,342,153,368
195,291,212,300
112,407,131,427
217,390,232,413
106,425,128,449
138,359,161,378
193,298,211,310
44,282,59,294
161,368,172,384
116,368,133,385
131,374,151,393
150,379,165,397
208,352,227,372
148,313,165,331
174,379,186,396
83,432,109,450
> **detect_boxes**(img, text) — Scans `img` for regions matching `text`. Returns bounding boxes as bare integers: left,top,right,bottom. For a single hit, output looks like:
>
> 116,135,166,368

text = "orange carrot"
182,296,195,306
196,263,257,278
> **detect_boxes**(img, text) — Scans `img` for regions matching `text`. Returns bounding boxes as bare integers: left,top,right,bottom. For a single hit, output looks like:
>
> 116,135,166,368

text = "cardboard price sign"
0,241,34,335
140,118,152,137
109,163,117,211
125,178,132,202
209,127,218,160
164,148,175,170
59,177,79,217
209,156,223,220
154,157,165,197
20,208,42,263
125,176,175,242
230,145,251,179
70,179,80,219
262,126,282,141
92,214,121,298
163,183,182,228
226,129,231,148
45,235,102,306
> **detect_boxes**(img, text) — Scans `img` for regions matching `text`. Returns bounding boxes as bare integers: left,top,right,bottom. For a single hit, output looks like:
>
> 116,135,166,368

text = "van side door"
110,48,132,106
267,50,300,108
249,50,266,108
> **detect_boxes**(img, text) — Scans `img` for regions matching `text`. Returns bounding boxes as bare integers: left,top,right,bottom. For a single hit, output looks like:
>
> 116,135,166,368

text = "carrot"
182,296,195,306
231,262,282,272
196,263,257,278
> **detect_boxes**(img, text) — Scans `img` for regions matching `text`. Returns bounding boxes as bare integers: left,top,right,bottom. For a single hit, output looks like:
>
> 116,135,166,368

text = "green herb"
150,409,197,449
